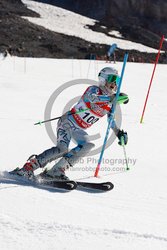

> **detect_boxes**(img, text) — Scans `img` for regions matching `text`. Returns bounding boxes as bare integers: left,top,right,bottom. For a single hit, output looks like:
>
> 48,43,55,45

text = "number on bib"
82,112,99,124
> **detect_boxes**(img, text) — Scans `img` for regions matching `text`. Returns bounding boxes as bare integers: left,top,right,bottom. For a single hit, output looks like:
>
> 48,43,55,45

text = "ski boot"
39,157,70,181
10,155,40,180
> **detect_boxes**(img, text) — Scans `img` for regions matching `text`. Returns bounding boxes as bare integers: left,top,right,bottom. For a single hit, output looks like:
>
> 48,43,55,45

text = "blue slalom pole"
94,53,128,177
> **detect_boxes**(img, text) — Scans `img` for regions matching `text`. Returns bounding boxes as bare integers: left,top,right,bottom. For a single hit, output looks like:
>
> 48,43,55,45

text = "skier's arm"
85,92,129,104
86,93,112,103
83,85,129,104
108,115,119,134
82,86,112,103
107,114,128,145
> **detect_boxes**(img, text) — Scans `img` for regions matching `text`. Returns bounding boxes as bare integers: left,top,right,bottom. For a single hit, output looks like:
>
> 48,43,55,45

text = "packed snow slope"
0,56,167,250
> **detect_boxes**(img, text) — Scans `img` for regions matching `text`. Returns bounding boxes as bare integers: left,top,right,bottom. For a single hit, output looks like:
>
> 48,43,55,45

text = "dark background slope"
34,0,167,49
1,0,167,62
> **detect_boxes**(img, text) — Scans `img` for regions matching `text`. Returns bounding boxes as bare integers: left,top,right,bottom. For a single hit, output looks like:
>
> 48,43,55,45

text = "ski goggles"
107,74,119,84
99,72,119,84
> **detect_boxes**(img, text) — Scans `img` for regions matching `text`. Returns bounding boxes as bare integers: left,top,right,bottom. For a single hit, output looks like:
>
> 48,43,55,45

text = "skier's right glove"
117,129,128,146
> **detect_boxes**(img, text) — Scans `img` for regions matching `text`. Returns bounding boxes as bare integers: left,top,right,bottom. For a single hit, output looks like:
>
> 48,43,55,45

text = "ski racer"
12,67,128,180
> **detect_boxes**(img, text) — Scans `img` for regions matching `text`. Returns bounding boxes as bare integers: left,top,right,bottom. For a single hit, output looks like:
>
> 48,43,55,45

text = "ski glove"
117,129,128,145
117,93,129,104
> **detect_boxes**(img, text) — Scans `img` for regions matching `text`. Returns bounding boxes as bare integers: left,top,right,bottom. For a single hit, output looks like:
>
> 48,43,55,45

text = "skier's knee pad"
79,142,95,153
64,142,95,167
69,142,94,156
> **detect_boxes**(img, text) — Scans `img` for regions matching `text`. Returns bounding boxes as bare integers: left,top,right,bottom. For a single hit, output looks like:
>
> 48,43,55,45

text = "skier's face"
105,81,117,94
105,74,118,94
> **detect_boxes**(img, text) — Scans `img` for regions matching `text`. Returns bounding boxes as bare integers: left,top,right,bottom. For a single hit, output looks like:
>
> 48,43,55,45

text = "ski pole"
34,116,62,125
34,94,129,125
120,137,129,171
94,53,128,177
34,102,108,125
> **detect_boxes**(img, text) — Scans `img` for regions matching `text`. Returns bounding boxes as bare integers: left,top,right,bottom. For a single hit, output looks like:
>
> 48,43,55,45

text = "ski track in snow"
1,215,167,250
1,217,167,242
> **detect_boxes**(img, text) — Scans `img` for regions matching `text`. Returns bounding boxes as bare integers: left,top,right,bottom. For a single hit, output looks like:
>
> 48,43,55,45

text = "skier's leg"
35,117,72,168
46,129,95,179
13,117,72,178
64,129,95,166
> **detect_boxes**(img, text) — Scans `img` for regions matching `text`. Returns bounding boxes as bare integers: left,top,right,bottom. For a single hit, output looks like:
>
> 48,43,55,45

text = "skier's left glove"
117,129,128,145
117,93,129,104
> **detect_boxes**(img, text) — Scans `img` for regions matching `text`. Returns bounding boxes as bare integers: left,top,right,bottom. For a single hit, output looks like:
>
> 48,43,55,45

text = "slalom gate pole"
94,53,128,177
140,35,164,123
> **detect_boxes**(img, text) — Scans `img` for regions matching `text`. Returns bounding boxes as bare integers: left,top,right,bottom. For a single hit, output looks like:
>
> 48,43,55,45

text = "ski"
8,170,77,191
7,170,114,192
37,180,114,192
37,179,77,191
76,181,114,191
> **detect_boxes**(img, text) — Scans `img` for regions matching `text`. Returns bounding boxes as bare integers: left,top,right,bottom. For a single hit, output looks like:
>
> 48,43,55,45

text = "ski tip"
50,180,77,191
103,182,114,191
66,181,77,190
76,181,114,192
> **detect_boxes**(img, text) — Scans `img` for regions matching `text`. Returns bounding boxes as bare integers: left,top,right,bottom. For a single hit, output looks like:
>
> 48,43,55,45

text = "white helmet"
98,67,119,86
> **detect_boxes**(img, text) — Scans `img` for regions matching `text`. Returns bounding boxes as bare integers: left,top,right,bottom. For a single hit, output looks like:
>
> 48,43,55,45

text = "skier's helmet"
98,67,119,86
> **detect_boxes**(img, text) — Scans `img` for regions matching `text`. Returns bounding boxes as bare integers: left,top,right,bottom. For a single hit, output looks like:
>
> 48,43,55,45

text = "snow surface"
0,55,167,250
21,0,159,53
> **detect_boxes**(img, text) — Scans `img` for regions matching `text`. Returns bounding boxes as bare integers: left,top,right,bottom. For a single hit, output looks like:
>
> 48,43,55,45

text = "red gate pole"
140,35,164,124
